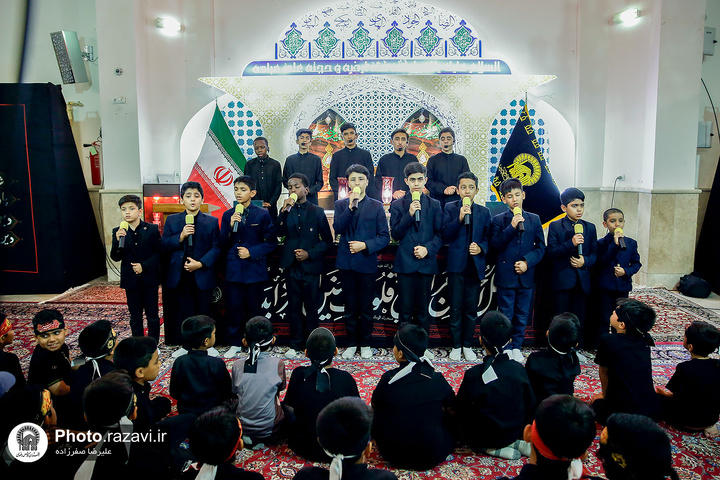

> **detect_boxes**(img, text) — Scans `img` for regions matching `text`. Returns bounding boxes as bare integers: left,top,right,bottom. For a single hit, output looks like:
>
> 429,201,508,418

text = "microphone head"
185,214,194,225
352,187,362,195
119,221,129,230
289,193,298,202
615,227,624,235
512,207,522,216
574,223,584,234
462,197,472,206
411,191,421,202
235,204,244,214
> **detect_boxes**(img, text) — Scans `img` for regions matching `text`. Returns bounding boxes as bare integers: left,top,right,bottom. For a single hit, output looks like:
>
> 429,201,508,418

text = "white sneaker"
512,348,524,363
423,349,435,360
224,346,241,359
171,347,187,359
342,347,357,359
449,348,462,361
463,347,477,361
285,348,297,359
360,347,372,359
207,347,220,357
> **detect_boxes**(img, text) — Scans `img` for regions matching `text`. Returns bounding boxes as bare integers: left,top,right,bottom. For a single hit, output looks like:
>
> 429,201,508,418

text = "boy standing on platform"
275,173,333,358
111,194,162,341
489,178,546,363
334,164,390,359
244,137,282,222
162,181,221,345
283,129,324,205
390,162,442,347
546,187,597,347
329,123,375,201
442,172,491,361
426,127,470,208
375,129,419,201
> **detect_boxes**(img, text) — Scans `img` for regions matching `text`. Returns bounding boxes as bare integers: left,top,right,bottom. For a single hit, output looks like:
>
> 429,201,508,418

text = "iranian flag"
187,104,246,221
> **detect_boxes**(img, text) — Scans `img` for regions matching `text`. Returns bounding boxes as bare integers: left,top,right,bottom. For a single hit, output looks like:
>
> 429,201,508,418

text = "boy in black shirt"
0,314,24,388
525,313,581,403
456,311,535,460
656,321,720,437
170,315,233,415
426,127,470,208
329,123,375,201
244,137,282,221
283,129,324,205
284,327,359,462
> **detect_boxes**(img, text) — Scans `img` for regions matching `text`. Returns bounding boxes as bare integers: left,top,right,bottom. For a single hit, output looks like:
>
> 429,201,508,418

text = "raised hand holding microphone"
184,214,195,247
411,191,422,223
117,221,129,249
570,223,586,268
615,227,627,250
232,204,244,233
512,207,525,233
461,197,472,225
350,186,362,210
283,193,298,213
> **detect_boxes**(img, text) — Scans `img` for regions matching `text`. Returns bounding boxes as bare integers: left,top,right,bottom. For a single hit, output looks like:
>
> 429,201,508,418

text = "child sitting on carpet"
656,320,720,437
591,298,661,425
181,407,264,480
371,323,454,471
597,413,680,480
285,327,360,462
293,397,398,480
171,315,234,416
497,395,597,480
231,316,286,446
0,312,24,388
525,313,581,404
456,311,535,460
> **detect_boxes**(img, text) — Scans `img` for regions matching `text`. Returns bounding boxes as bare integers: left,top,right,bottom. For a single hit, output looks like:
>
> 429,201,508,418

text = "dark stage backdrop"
696,152,720,293
0,83,105,294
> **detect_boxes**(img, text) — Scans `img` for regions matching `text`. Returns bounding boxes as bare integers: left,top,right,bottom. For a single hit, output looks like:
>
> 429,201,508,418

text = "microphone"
512,207,524,233
118,221,129,249
351,187,361,209
463,197,472,226
412,191,421,223
615,227,627,250
186,214,195,247
232,204,244,233
574,223,584,256
284,193,298,213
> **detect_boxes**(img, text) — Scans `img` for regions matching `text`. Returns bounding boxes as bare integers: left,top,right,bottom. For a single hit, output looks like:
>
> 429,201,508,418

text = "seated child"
0,313,24,388
656,320,720,437
231,316,286,445
285,327,360,462
456,311,535,460
293,397,398,480
525,313,581,403
597,413,680,480
171,315,233,415
182,407,264,480
591,299,661,424
371,324,454,470
498,394,596,480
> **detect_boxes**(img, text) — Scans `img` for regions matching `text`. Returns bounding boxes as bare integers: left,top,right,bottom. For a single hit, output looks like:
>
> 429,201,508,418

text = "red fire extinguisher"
87,141,102,186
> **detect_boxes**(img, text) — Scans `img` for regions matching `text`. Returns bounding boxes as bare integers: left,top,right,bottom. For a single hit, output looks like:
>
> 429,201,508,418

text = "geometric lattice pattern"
220,100,264,158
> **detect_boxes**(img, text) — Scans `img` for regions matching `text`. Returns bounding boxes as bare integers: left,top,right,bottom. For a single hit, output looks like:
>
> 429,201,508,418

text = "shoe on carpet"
449,348,462,361
285,348,297,359
224,346,241,359
424,349,435,360
463,347,477,361
512,439,532,457
171,347,188,359
342,347,357,359
360,346,372,359
483,446,521,460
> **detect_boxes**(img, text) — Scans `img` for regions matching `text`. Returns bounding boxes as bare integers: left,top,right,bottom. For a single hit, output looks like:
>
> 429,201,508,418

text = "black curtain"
695,153,720,293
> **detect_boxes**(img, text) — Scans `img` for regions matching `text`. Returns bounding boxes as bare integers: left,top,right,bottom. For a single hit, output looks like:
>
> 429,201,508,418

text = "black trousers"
125,285,160,341
166,272,212,346
341,270,376,347
397,272,433,334
552,282,588,347
225,281,265,346
448,269,480,348
598,289,628,337
286,265,320,350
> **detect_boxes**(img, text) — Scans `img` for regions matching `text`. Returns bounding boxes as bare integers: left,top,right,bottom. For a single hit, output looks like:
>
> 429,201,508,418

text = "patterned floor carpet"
2,286,720,479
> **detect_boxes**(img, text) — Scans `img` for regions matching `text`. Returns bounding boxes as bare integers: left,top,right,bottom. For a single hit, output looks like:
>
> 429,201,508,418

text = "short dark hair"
83,370,135,427
181,315,216,349
32,308,64,330
306,328,336,362
289,172,309,188
113,336,157,378
535,394,595,460
296,128,313,139
244,316,273,347
615,298,656,336
603,207,624,222
345,164,370,179
395,323,428,358
685,321,720,357
560,187,585,206
390,128,408,140
548,313,580,352
439,127,455,139
0,384,49,437
181,181,204,198
457,171,478,187
479,311,512,353
340,122,356,134
403,162,426,178
499,178,523,196
118,195,142,209
253,136,269,147
234,175,256,191
189,407,242,466
317,397,372,458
